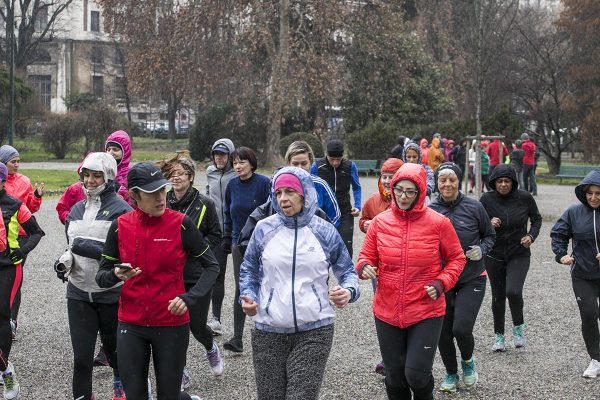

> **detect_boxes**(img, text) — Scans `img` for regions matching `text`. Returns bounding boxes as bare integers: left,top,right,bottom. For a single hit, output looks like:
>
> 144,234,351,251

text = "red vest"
117,209,189,326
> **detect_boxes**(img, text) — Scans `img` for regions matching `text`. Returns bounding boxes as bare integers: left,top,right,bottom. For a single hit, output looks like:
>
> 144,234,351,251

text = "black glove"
10,249,25,265
53,260,69,283
220,236,232,254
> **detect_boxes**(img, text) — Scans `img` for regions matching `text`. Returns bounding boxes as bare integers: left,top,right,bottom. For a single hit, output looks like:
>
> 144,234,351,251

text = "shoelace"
3,373,14,390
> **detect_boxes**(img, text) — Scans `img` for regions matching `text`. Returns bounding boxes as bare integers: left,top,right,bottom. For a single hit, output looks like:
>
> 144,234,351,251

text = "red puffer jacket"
357,163,466,328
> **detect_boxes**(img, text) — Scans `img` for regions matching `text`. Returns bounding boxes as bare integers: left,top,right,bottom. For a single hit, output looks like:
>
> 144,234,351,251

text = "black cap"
434,162,463,192
127,162,170,193
212,143,230,154
327,139,344,157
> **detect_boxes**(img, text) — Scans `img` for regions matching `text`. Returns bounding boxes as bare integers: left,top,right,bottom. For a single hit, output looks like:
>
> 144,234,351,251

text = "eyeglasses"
169,171,189,179
393,187,419,198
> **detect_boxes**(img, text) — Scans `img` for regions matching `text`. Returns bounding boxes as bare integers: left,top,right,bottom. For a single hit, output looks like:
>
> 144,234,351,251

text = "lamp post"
7,0,16,145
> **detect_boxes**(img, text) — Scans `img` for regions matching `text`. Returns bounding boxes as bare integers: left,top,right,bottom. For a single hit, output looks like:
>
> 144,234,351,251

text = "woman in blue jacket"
239,167,359,400
551,169,600,378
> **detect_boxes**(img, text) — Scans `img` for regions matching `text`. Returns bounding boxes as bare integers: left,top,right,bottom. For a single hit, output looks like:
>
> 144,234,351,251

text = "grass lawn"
21,169,79,195
14,136,190,162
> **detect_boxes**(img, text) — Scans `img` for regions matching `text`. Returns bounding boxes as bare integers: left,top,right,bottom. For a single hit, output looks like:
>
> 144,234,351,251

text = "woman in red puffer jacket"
357,163,466,400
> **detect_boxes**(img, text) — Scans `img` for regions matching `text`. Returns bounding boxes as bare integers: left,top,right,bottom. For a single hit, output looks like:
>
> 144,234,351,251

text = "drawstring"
594,210,600,267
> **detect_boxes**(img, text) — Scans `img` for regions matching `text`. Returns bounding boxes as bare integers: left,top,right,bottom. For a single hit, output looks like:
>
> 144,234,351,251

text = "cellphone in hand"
114,263,133,271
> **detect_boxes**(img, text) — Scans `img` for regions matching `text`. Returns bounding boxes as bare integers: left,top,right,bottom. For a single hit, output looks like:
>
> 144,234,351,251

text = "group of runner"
0,131,597,400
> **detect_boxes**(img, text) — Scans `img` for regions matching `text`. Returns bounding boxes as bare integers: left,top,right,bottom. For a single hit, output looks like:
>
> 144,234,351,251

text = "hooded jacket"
357,163,466,329
480,164,542,260
401,142,435,196
521,139,536,166
359,158,404,233
427,138,445,172
65,153,132,303
551,169,600,279
420,138,429,164
5,171,42,237
239,167,359,334
206,138,236,234
487,139,509,166
56,182,86,224
105,130,133,205
430,192,496,285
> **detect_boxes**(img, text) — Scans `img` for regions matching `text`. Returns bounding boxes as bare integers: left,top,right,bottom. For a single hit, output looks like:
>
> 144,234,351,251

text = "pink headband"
274,173,304,197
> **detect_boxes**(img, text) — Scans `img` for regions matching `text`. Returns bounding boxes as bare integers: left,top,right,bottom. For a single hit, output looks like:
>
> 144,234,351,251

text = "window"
35,7,48,32
115,77,127,101
28,75,52,110
91,47,103,64
138,113,148,120
92,76,104,98
90,10,100,32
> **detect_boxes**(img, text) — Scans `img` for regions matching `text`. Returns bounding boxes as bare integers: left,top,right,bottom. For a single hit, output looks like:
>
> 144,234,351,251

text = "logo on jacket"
153,238,171,242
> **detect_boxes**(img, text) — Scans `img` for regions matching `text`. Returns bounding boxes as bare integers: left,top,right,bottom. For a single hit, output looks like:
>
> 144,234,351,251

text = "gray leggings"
251,325,334,400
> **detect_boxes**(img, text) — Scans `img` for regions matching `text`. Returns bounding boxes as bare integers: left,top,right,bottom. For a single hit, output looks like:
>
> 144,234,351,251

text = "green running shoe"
513,324,525,348
439,373,459,393
461,358,479,388
492,333,506,352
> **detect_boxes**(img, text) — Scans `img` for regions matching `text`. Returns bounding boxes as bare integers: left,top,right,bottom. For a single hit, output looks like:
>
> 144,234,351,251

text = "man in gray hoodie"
205,138,236,335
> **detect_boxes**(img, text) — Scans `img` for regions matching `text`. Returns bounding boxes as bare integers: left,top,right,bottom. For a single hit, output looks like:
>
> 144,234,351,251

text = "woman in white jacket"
239,166,360,400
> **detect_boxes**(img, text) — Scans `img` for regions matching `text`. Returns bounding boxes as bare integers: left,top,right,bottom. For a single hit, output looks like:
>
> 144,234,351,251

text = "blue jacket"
551,169,600,279
239,167,359,333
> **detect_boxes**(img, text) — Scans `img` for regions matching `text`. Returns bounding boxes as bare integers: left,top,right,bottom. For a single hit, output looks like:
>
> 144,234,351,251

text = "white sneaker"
2,362,20,400
207,343,224,376
583,359,600,378
207,317,222,336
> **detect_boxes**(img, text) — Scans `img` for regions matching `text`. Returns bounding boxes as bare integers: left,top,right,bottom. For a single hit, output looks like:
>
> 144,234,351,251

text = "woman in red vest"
96,162,219,399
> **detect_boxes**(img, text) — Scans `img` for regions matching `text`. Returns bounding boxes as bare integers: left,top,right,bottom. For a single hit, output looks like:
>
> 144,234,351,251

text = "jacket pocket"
265,288,275,315
311,284,323,312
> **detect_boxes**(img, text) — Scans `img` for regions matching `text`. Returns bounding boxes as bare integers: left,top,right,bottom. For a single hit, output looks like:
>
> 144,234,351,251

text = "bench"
354,159,381,176
556,165,598,183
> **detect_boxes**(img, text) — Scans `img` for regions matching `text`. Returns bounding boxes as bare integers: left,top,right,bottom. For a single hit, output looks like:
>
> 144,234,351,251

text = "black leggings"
117,322,189,400
337,213,354,258
231,245,246,341
210,245,228,321
438,276,486,374
572,277,600,361
486,255,530,334
0,266,19,371
375,317,443,400
67,299,119,400
185,283,213,352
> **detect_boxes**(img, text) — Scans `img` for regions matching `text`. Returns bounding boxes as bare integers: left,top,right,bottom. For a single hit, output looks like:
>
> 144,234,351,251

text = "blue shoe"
439,373,459,393
492,333,505,352
461,358,478,388
513,324,525,348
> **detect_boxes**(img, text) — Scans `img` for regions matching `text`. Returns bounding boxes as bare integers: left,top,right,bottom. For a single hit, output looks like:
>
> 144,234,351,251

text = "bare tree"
1,0,74,68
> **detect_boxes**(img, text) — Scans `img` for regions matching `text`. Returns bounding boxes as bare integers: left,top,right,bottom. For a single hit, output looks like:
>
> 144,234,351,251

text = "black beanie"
327,139,344,157
434,162,463,192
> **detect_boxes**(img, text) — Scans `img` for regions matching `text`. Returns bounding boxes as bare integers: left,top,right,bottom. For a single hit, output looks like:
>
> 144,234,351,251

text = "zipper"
594,210,599,268
292,217,299,332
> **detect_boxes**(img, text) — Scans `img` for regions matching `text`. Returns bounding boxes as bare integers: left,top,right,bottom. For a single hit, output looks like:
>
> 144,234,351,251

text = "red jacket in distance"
486,139,509,166
357,163,466,328
359,158,404,233
521,139,536,166
56,182,85,224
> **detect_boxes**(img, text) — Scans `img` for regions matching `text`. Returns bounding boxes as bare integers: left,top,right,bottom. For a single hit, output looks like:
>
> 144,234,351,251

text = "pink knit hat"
274,173,304,197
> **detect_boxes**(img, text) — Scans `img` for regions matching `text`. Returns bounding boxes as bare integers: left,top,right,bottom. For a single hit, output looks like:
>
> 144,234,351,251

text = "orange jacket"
357,163,465,328
427,137,445,171
359,158,403,233
6,173,42,235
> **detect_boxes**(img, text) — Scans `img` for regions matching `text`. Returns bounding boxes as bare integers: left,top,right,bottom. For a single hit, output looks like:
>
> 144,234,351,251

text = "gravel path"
11,177,597,399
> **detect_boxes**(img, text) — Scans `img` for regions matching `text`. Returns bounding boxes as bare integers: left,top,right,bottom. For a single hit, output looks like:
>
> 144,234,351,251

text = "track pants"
486,255,530,334
337,213,354,258
0,266,19,371
251,325,334,400
117,323,189,400
185,283,213,352
67,299,119,400
376,317,443,400
231,245,246,341
572,277,600,361
9,235,28,323
210,244,228,321
523,165,534,193
438,276,486,374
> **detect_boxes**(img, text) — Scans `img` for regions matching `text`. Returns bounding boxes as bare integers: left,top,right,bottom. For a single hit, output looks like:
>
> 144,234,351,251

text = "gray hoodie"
206,138,236,232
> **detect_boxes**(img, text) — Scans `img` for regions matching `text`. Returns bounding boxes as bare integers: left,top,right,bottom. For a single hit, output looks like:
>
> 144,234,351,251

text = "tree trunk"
264,0,291,167
167,96,178,151
546,152,560,175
